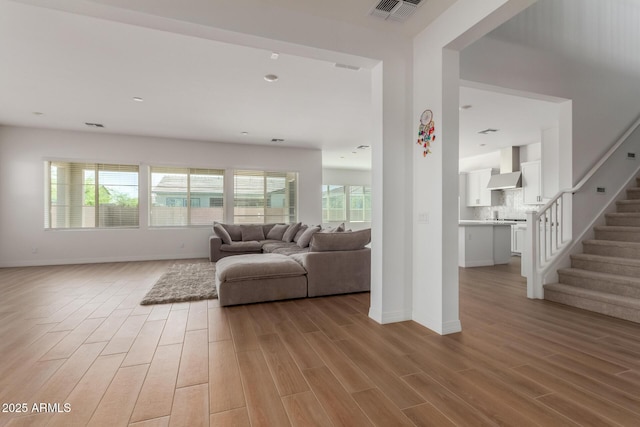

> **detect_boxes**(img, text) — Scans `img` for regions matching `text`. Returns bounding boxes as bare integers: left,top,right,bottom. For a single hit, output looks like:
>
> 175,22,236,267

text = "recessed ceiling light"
264,74,279,82
85,122,105,128
355,145,370,150
271,138,284,143
459,104,472,110
270,52,279,60
32,111,44,115
241,132,249,135
133,97,144,102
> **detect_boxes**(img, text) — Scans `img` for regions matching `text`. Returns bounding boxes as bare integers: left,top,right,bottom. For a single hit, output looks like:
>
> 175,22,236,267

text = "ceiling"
0,0,377,169
459,83,564,159
0,0,563,171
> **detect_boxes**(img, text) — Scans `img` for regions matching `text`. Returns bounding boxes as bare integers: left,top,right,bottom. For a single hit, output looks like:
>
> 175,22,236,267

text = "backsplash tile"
472,189,538,220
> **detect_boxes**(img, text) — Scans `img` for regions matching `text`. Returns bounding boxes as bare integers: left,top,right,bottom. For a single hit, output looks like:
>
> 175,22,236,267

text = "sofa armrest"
290,248,370,297
209,235,223,262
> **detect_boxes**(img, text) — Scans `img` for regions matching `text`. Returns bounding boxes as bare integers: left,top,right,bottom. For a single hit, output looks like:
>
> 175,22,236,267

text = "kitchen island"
458,221,513,267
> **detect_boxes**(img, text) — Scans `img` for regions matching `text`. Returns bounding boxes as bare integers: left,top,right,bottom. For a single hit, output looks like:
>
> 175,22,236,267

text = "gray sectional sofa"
209,222,371,306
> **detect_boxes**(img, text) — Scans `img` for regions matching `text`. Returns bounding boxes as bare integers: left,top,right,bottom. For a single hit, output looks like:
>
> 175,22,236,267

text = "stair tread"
606,212,640,217
571,253,640,267
616,199,640,204
558,267,640,286
545,282,640,309
583,239,640,248
593,225,640,231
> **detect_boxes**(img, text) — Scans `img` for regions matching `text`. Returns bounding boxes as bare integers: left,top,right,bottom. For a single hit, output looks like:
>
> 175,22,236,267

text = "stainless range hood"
486,147,522,190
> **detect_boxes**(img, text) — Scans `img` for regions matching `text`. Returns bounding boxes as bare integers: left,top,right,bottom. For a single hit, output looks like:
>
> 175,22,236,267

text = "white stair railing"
526,115,640,299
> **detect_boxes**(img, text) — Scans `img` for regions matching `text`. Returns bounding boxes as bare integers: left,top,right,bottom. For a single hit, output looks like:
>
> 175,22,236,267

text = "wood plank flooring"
1,258,639,426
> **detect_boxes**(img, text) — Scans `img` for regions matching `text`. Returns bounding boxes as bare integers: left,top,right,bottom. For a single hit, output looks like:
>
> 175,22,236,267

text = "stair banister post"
526,210,543,299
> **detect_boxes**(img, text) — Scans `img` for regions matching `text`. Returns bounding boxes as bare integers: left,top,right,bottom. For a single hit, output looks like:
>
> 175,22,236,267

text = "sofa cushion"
293,225,308,242
241,225,265,241
282,222,301,242
214,222,232,244
220,241,263,252
320,223,345,233
262,242,296,253
266,224,289,240
216,253,306,282
222,223,243,241
297,225,321,248
309,228,371,252
262,223,276,237
273,246,310,256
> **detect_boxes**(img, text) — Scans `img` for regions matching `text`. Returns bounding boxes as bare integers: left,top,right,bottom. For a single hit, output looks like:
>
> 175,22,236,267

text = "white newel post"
525,210,543,299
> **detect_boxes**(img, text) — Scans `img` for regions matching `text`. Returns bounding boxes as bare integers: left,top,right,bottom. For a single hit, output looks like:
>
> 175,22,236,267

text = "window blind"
322,184,371,223
150,167,224,226
234,170,297,224
322,185,346,222
46,161,139,229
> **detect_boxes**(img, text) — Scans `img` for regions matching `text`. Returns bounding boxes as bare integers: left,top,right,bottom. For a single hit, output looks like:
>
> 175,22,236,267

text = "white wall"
322,168,371,186
412,0,534,334
0,126,322,267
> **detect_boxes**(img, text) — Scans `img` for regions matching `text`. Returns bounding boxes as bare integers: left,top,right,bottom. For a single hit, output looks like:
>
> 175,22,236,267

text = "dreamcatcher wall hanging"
417,109,436,157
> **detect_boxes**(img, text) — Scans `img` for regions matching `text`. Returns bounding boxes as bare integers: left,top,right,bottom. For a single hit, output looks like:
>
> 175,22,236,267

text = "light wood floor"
1,258,639,426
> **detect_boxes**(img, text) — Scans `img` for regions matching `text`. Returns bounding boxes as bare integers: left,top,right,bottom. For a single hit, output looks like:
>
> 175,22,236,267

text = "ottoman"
215,253,308,306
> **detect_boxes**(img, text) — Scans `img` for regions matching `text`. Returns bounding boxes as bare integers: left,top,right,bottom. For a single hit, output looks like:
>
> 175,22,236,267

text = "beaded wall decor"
417,109,436,157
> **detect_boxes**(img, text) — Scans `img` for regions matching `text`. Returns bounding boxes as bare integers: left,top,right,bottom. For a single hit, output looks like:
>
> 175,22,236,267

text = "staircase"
544,177,640,323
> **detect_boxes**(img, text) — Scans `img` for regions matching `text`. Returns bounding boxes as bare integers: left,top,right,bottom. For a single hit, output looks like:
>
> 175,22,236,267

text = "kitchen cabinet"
459,222,511,267
464,168,498,207
511,224,525,254
521,161,543,205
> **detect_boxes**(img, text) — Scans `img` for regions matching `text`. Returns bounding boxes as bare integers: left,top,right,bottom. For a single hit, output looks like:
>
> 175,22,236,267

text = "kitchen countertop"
459,220,518,226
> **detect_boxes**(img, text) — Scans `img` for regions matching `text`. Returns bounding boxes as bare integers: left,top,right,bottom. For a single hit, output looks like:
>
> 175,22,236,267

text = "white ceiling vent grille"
334,63,361,71
370,0,423,22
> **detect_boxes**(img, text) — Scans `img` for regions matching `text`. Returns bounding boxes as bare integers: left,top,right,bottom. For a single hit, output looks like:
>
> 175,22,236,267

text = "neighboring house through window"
234,170,298,224
150,167,224,226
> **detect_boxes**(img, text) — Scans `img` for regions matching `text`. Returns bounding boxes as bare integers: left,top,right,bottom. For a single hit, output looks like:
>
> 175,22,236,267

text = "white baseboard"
460,259,494,268
368,308,412,324
412,312,462,335
0,252,208,268
442,319,462,335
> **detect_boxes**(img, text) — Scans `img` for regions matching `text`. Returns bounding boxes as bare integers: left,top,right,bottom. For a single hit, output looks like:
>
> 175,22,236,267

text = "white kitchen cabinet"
521,161,543,205
511,224,525,254
459,222,511,267
465,168,498,207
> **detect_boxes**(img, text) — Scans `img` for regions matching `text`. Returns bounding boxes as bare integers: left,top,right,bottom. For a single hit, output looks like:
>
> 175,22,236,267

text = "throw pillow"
266,224,289,240
297,225,321,248
241,225,265,241
223,223,243,241
214,222,232,244
282,222,302,242
320,222,345,233
293,225,308,242
309,228,371,252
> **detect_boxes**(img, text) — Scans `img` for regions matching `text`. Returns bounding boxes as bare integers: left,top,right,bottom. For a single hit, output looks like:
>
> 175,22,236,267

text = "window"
46,161,139,229
234,170,297,224
349,185,372,222
321,185,346,222
322,184,371,223
150,167,224,226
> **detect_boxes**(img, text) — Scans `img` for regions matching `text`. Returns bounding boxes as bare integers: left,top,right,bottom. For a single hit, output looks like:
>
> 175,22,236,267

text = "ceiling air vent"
335,63,361,71
478,128,498,135
370,0,423,22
